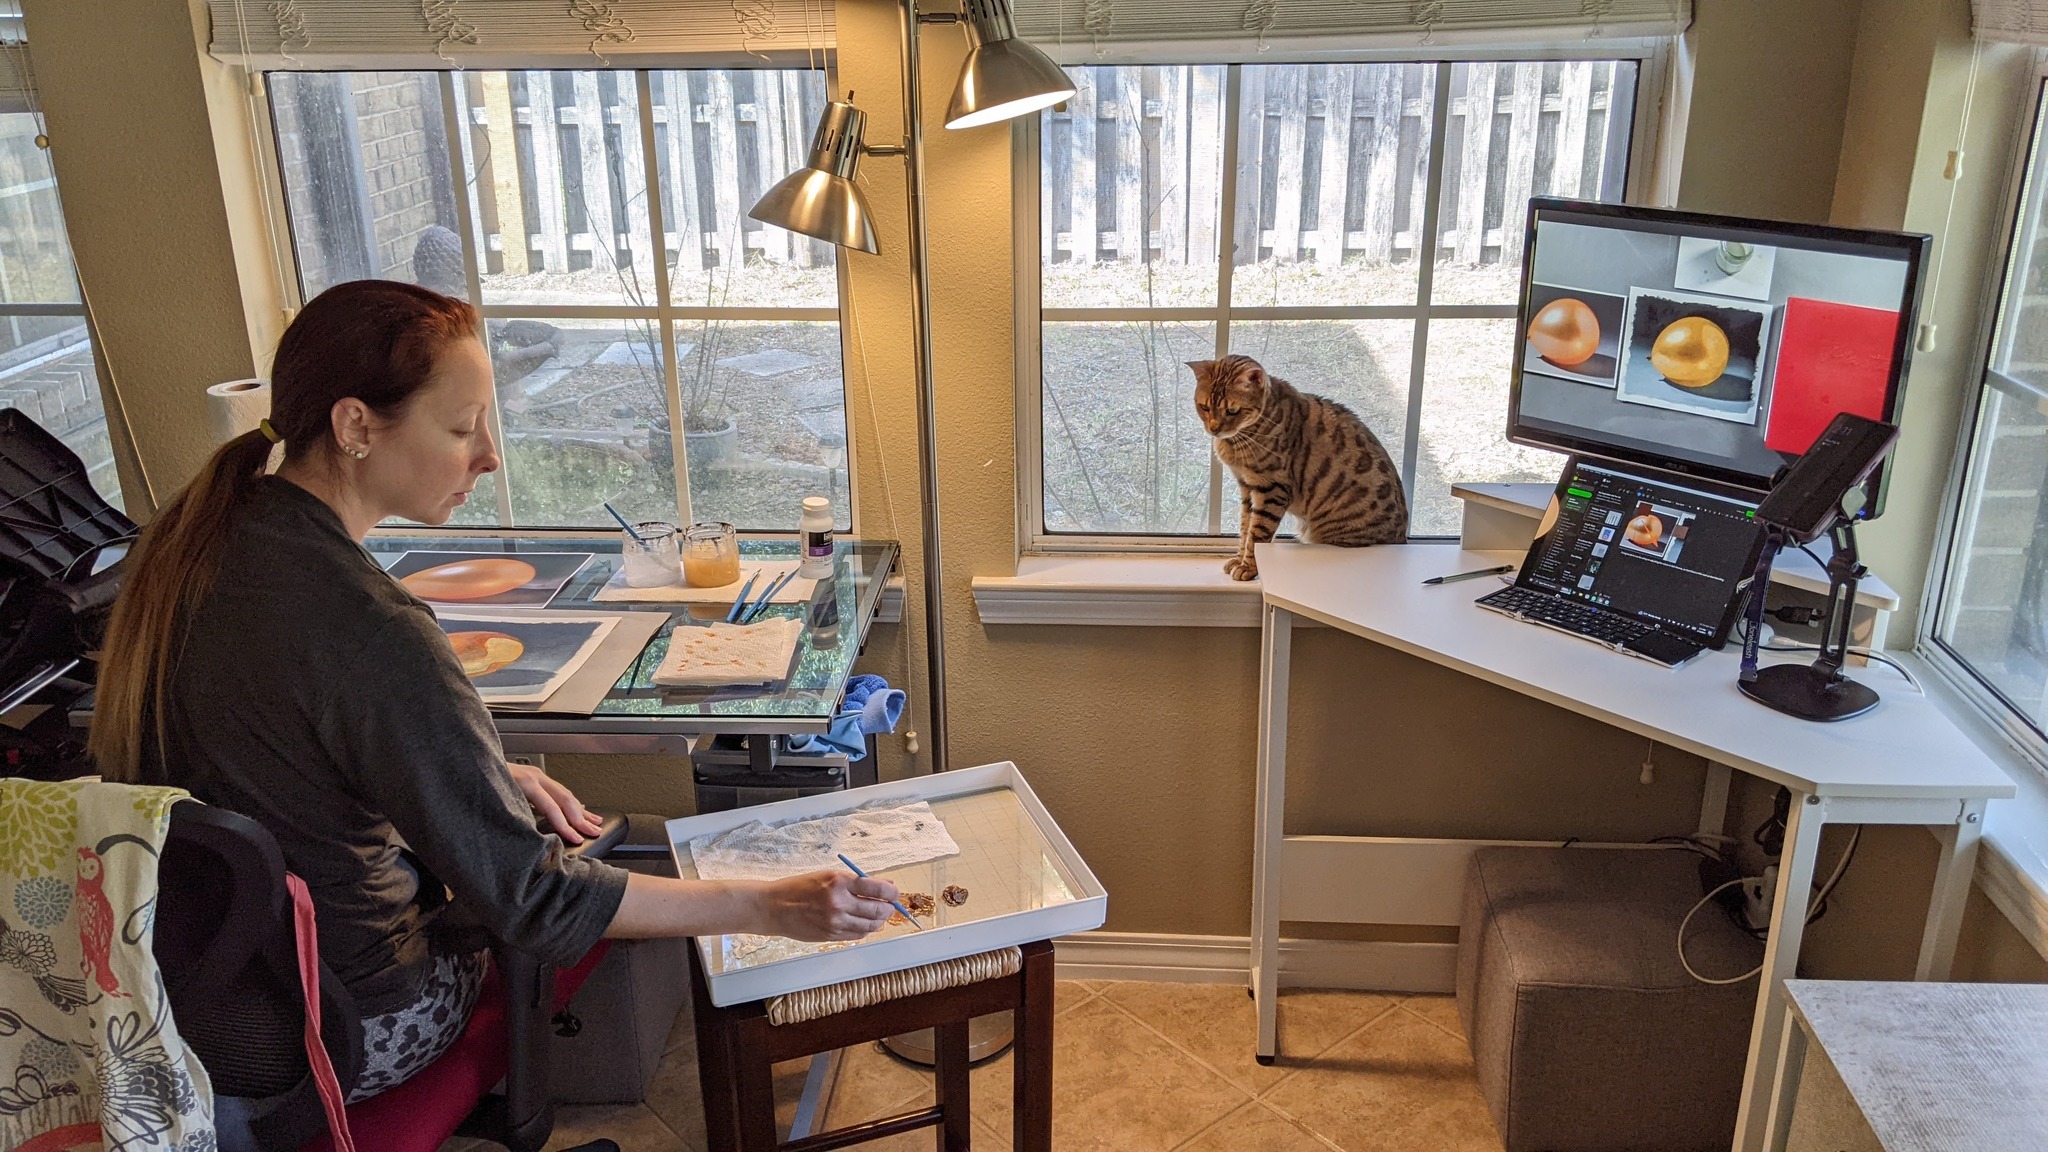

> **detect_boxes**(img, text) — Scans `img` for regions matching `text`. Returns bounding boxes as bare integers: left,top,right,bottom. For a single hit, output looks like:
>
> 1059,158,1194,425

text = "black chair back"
158,801,363,1151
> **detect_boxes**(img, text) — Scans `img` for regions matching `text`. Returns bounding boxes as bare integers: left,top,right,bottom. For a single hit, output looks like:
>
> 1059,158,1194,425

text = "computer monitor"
1506,198,1929,511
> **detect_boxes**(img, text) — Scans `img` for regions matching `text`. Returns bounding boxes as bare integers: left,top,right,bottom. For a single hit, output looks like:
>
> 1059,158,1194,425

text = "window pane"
0,114,79,305
1416,319,1565,536
676,320,851,531
1432,61,1636,306
0,326,120,512
1230,63,1436,308
1224,320,1413,535
653,70,840,310
439,71,660,309
1042,321,1216,533
1937,84,2048,739
494,317,678,527
270,72,465,300
1042,65,1227,310
1938,385,2048,730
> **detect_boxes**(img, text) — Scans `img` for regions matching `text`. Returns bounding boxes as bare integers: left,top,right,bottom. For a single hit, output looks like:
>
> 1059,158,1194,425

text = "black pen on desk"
836,853,923,931
1422,564,1515,586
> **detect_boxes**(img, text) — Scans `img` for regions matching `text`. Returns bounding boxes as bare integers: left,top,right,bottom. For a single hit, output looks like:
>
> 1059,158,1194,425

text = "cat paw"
1224,555,1259,581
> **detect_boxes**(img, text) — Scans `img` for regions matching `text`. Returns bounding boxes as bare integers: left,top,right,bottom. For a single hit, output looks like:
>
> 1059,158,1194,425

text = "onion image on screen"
1650,315,1731,388
1527,297,1601,368
1625,514,1664,550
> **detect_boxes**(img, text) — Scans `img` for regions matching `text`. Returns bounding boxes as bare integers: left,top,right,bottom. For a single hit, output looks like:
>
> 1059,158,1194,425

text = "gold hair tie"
257,418,282,444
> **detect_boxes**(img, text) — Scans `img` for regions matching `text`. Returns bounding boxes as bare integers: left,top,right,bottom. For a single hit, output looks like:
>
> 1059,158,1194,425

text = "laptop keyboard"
1476,585,1657,646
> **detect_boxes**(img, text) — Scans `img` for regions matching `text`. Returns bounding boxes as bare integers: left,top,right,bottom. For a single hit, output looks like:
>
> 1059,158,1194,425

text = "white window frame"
249,67,860,537
1013,42,1672,554
1920,52,2048,780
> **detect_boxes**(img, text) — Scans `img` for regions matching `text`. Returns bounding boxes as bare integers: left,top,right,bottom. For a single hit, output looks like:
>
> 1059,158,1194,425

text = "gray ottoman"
1455,847,1764,1152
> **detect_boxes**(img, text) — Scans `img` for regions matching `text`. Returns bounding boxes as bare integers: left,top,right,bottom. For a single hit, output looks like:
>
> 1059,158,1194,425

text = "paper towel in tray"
652,616,804,687
686,800,959,881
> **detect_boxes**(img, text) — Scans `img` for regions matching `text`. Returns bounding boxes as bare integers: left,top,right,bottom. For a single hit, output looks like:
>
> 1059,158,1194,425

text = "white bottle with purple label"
798,496,834,579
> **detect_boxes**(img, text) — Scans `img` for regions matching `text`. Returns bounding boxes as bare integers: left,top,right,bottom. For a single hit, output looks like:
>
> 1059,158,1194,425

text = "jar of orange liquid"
682,522,742,587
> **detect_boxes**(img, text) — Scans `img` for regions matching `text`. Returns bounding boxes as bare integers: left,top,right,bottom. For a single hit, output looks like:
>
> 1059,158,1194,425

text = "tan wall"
29,0,2045,975
1675,0,1863,222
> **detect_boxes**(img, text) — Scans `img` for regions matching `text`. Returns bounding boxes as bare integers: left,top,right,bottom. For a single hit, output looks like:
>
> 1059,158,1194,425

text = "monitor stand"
1739,520,1879,721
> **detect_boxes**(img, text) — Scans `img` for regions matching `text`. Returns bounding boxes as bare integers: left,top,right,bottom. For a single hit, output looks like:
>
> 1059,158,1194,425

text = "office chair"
155,801,628,1152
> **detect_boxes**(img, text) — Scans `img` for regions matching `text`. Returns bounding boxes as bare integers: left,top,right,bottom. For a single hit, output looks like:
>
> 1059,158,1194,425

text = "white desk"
1250,542,2016,1152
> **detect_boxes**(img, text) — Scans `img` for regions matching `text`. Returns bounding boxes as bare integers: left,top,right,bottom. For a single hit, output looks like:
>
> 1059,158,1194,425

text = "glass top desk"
360,536,900,764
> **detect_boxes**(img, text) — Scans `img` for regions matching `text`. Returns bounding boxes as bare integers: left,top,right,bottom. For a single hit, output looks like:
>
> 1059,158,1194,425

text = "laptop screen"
1521,459,1766,644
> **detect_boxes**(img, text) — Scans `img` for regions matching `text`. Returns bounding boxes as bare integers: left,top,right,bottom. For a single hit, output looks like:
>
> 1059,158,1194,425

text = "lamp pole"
891,0,948,773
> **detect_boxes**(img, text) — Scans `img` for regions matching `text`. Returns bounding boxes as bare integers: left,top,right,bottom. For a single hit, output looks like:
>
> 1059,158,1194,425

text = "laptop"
1475,458,1768,668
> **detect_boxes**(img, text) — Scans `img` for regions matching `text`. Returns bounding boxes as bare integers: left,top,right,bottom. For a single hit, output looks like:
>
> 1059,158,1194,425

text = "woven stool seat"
766,947,1023,1025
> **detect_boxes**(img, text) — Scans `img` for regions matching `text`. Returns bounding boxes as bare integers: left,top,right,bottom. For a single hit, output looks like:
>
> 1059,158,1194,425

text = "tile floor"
508,979,1506,1152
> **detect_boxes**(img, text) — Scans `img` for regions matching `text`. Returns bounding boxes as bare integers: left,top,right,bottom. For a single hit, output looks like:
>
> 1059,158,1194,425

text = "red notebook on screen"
1763,297,1900,455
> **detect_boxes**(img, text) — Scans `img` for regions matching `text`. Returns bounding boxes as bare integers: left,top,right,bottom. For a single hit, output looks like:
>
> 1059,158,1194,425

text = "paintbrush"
836,853,923,931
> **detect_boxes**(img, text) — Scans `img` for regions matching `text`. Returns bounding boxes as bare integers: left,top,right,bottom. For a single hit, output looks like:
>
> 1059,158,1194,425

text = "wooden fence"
447,68,833,278
1043,61,1626,271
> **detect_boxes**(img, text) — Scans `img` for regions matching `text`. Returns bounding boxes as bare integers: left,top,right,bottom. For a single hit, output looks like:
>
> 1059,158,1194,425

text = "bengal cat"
1191,354,1408,581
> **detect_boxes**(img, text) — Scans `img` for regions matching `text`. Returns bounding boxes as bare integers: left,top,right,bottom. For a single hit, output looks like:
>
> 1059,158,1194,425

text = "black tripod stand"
1738,514,1878,721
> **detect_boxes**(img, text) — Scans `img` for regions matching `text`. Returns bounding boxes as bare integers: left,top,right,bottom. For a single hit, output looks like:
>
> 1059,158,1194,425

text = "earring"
346,446,368,460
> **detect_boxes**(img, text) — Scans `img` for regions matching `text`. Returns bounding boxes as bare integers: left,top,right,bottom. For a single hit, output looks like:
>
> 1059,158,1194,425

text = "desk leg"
1252,602,1292,1063
1760,1004,1809,1152
1733,791,1823,1152
935,1020,972,1152
1915,797,1986,980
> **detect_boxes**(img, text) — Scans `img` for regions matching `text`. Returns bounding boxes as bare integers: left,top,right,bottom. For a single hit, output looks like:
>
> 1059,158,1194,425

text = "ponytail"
90,428,275,783
88,279,480,784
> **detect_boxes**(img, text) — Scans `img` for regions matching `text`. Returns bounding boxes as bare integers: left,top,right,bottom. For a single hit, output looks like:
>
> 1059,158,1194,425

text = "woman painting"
89,280,896,1099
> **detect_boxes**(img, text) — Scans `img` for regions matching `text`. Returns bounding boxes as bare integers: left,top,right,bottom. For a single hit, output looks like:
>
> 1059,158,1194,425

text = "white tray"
666,761,1108,1006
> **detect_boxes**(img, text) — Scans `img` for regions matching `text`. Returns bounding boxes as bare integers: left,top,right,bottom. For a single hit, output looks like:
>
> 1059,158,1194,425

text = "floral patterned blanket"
0,778,214,1152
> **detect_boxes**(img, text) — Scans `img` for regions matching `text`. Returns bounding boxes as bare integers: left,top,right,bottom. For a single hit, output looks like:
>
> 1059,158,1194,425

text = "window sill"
1906,653,2048,959
971,555,1265,627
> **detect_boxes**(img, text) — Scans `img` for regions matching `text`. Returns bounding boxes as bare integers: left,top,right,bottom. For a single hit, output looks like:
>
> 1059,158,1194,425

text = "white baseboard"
1053,930,1458,994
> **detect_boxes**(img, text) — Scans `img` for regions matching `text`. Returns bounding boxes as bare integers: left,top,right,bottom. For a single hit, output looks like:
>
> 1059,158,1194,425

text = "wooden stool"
690,939,1056,1151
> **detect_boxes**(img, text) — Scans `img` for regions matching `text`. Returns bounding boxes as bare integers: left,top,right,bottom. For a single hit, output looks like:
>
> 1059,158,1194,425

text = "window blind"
205,0,838,70
1011,0,1691,59
0,36,34,117
1974,0,2048,45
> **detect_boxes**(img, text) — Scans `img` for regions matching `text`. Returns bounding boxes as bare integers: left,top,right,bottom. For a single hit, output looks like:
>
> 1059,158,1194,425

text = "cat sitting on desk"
1191,354,1408,581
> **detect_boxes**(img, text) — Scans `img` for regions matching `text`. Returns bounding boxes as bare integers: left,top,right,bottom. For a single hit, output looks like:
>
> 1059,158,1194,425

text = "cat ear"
1186,360,1211,376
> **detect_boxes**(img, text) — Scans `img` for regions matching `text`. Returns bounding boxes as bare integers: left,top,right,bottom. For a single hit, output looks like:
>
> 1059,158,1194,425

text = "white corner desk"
1249,541,2016,1152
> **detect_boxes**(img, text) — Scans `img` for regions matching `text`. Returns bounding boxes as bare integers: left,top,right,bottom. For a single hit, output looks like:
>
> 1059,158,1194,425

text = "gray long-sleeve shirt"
162,476,628,1014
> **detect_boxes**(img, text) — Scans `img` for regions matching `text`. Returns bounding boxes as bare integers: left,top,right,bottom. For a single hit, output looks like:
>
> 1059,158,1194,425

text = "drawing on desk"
681,788,1082,974
387,550,593,607
435,611,619,704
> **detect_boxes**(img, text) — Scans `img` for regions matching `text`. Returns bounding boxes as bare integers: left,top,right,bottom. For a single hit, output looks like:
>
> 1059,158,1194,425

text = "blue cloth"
785,675,906,761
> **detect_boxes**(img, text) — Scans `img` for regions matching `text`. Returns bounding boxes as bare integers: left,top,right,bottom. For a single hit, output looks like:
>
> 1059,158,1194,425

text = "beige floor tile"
1398,994,1465,1041
973,1110,1014,1151
1058,979,1098,1016
821,1041,936,1128
543,1102,691,1151
1101,982,1396,1095
1177,1100,1339,1152
1263,1009,1502,1152
643,1042,707,1151
968,995,1250,1151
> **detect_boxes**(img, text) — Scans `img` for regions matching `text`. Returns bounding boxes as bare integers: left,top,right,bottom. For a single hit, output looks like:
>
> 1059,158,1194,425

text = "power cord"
1678,825,1862,985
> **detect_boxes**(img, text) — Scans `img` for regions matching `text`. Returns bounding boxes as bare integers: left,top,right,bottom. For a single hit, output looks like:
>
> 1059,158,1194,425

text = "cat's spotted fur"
1191,354,1408,580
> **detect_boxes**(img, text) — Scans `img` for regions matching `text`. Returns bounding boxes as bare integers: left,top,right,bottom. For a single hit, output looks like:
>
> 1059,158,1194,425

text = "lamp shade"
945,0,1075,130
749,98,880,254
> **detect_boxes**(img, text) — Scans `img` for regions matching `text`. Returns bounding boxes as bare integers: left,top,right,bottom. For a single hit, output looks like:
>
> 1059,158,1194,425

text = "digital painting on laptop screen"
1507,199,1928,504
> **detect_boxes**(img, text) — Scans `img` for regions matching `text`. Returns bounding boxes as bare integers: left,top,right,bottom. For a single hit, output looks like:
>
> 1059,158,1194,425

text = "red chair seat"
303,943,612,1152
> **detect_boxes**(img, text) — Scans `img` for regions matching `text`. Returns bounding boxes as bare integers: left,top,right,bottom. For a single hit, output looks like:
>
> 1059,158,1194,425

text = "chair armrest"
565,809,628,861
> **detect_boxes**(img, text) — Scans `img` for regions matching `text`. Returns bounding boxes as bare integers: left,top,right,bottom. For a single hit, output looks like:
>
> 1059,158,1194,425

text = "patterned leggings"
348,950,489,1102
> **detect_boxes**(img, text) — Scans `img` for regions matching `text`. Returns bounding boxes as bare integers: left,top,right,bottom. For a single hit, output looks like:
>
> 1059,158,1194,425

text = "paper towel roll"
206,378,271,444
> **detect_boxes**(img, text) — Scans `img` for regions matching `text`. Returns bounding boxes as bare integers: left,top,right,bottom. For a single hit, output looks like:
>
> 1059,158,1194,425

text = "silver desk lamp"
748,0,1071,1066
